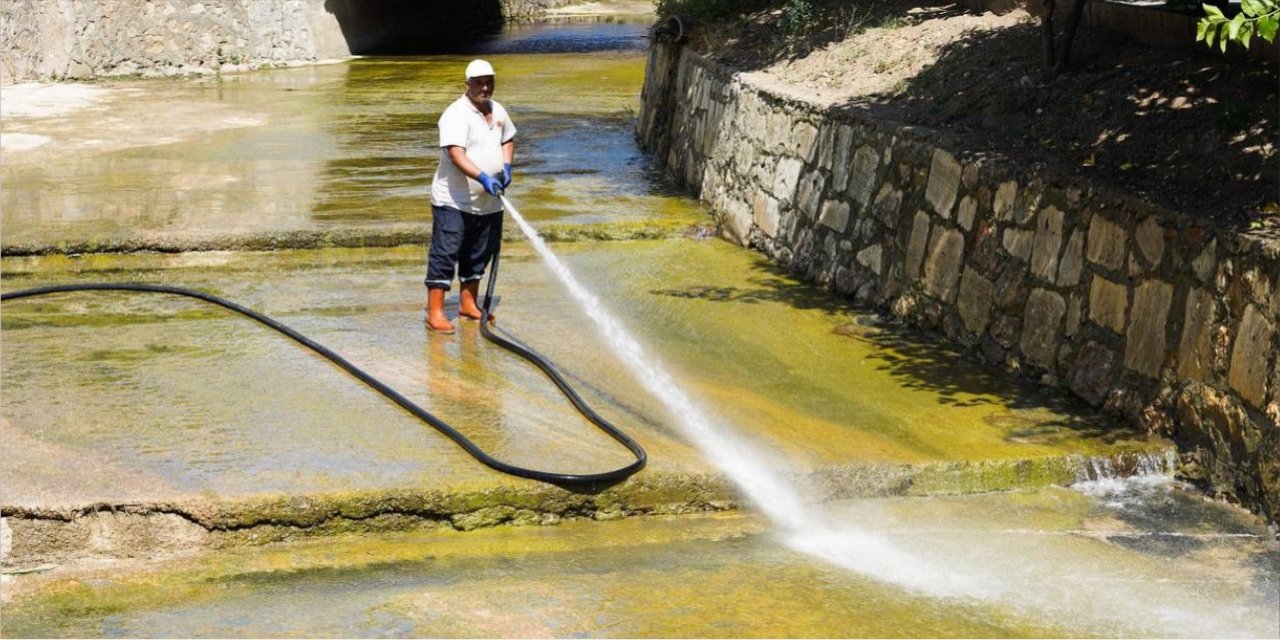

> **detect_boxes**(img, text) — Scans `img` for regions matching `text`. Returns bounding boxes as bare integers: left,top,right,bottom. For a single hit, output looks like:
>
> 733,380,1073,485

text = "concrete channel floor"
2,240,1169,514
3,483,1276,638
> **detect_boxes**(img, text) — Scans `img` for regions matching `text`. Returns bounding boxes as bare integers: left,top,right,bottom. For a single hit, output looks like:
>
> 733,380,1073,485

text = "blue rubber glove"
501,162,513,189
477,171,503,196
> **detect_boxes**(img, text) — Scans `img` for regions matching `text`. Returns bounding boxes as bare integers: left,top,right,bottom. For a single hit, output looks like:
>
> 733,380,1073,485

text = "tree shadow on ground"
687,0,1278,228
839,15,1277,229
850,321,1138,443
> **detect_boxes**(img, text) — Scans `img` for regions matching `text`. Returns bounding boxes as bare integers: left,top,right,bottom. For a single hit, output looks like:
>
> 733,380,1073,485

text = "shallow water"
1,241,1151,506
422,16,652,54
1,49,697,247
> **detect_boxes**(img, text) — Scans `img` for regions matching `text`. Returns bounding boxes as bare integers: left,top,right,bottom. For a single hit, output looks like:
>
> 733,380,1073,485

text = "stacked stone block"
638,43,1280,523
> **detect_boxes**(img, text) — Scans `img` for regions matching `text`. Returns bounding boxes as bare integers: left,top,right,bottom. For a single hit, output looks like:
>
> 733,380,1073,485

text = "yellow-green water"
1,46,697,247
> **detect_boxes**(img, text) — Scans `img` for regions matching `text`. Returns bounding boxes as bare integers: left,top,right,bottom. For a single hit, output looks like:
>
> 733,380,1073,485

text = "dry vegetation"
674,0,1279,230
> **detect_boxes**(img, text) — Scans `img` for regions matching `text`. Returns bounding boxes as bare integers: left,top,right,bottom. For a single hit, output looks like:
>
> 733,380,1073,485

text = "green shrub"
780,0,816,37
654,0,776,21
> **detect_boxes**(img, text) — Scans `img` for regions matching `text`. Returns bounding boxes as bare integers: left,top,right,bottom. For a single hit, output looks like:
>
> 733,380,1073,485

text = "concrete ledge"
1,448,1172,568
0,221,702,257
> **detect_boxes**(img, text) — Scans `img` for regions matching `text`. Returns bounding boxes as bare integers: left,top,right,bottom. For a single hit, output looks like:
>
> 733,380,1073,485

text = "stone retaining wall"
1,0,349,83
502,0,586,21
0,0,583,83
638,41,1280,523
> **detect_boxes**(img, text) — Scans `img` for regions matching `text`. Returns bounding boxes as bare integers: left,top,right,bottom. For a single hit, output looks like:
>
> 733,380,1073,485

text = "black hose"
1,262,647,488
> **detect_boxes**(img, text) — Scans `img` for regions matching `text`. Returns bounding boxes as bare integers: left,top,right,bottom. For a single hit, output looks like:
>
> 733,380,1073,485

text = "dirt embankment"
683,1,1278,232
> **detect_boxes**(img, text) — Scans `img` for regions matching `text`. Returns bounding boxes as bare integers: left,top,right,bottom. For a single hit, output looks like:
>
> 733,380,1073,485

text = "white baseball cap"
464,59,495,80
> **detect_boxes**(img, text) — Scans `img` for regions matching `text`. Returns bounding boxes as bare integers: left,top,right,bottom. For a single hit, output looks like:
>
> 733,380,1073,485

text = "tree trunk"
1055,0,1089,73
1041,0,1057,73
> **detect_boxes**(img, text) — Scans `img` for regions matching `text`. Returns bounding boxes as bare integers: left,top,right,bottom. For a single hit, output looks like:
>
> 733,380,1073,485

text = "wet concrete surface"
2,241,1163,513
3,482,1275,638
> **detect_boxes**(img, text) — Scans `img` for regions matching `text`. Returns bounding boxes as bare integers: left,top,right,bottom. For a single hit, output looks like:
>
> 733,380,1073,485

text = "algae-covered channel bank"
2,10,1277,639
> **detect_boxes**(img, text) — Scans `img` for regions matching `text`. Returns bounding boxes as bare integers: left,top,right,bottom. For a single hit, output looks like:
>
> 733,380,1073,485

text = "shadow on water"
459,19,650,55
649,257,862,316
652,256,1134,441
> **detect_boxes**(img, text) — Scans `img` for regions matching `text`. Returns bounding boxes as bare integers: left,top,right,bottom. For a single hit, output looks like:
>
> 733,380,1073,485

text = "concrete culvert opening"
325,0,505,54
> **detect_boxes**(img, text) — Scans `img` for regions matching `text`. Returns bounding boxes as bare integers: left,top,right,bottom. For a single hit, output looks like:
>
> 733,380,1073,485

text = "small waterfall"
1070,449,1179,505
1072,450,1177,482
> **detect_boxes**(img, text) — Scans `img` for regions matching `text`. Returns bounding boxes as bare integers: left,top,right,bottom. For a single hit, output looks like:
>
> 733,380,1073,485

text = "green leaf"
1220,26,1230,51
1228,13,1246,40
1259,16,1280,42
1203,3,1225,18
1241,23,1254,47
1242,0,1262,17
1197,19,1210,41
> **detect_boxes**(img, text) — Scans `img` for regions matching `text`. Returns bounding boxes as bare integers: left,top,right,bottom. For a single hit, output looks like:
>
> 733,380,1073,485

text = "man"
425,59,516,334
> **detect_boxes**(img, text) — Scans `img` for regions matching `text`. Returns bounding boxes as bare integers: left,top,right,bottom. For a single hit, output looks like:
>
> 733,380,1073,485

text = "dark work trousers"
425,205,504,291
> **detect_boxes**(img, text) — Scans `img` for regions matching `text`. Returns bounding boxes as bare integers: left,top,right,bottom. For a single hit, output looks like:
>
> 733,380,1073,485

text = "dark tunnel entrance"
324,0,506,55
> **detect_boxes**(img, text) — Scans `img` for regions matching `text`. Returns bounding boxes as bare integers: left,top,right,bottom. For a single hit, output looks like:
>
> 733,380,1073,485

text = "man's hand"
501,162,513,189
477,171,503,196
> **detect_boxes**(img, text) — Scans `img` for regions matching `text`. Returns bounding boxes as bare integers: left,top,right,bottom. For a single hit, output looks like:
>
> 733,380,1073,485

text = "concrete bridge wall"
637,40,1280,523
0,0,581,84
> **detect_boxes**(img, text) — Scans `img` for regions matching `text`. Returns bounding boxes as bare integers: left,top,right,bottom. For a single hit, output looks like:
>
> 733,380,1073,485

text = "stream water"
2,10,1277,639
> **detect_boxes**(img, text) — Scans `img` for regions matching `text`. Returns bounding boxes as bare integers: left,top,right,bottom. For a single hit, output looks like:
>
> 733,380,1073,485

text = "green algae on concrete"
4,483,1275,638
3,242,1164,510
1,239,1181,572
3,450,1182,569
0,220,701,257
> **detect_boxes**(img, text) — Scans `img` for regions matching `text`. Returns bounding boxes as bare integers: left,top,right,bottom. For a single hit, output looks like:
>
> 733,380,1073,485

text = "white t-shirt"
431,95,516,215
